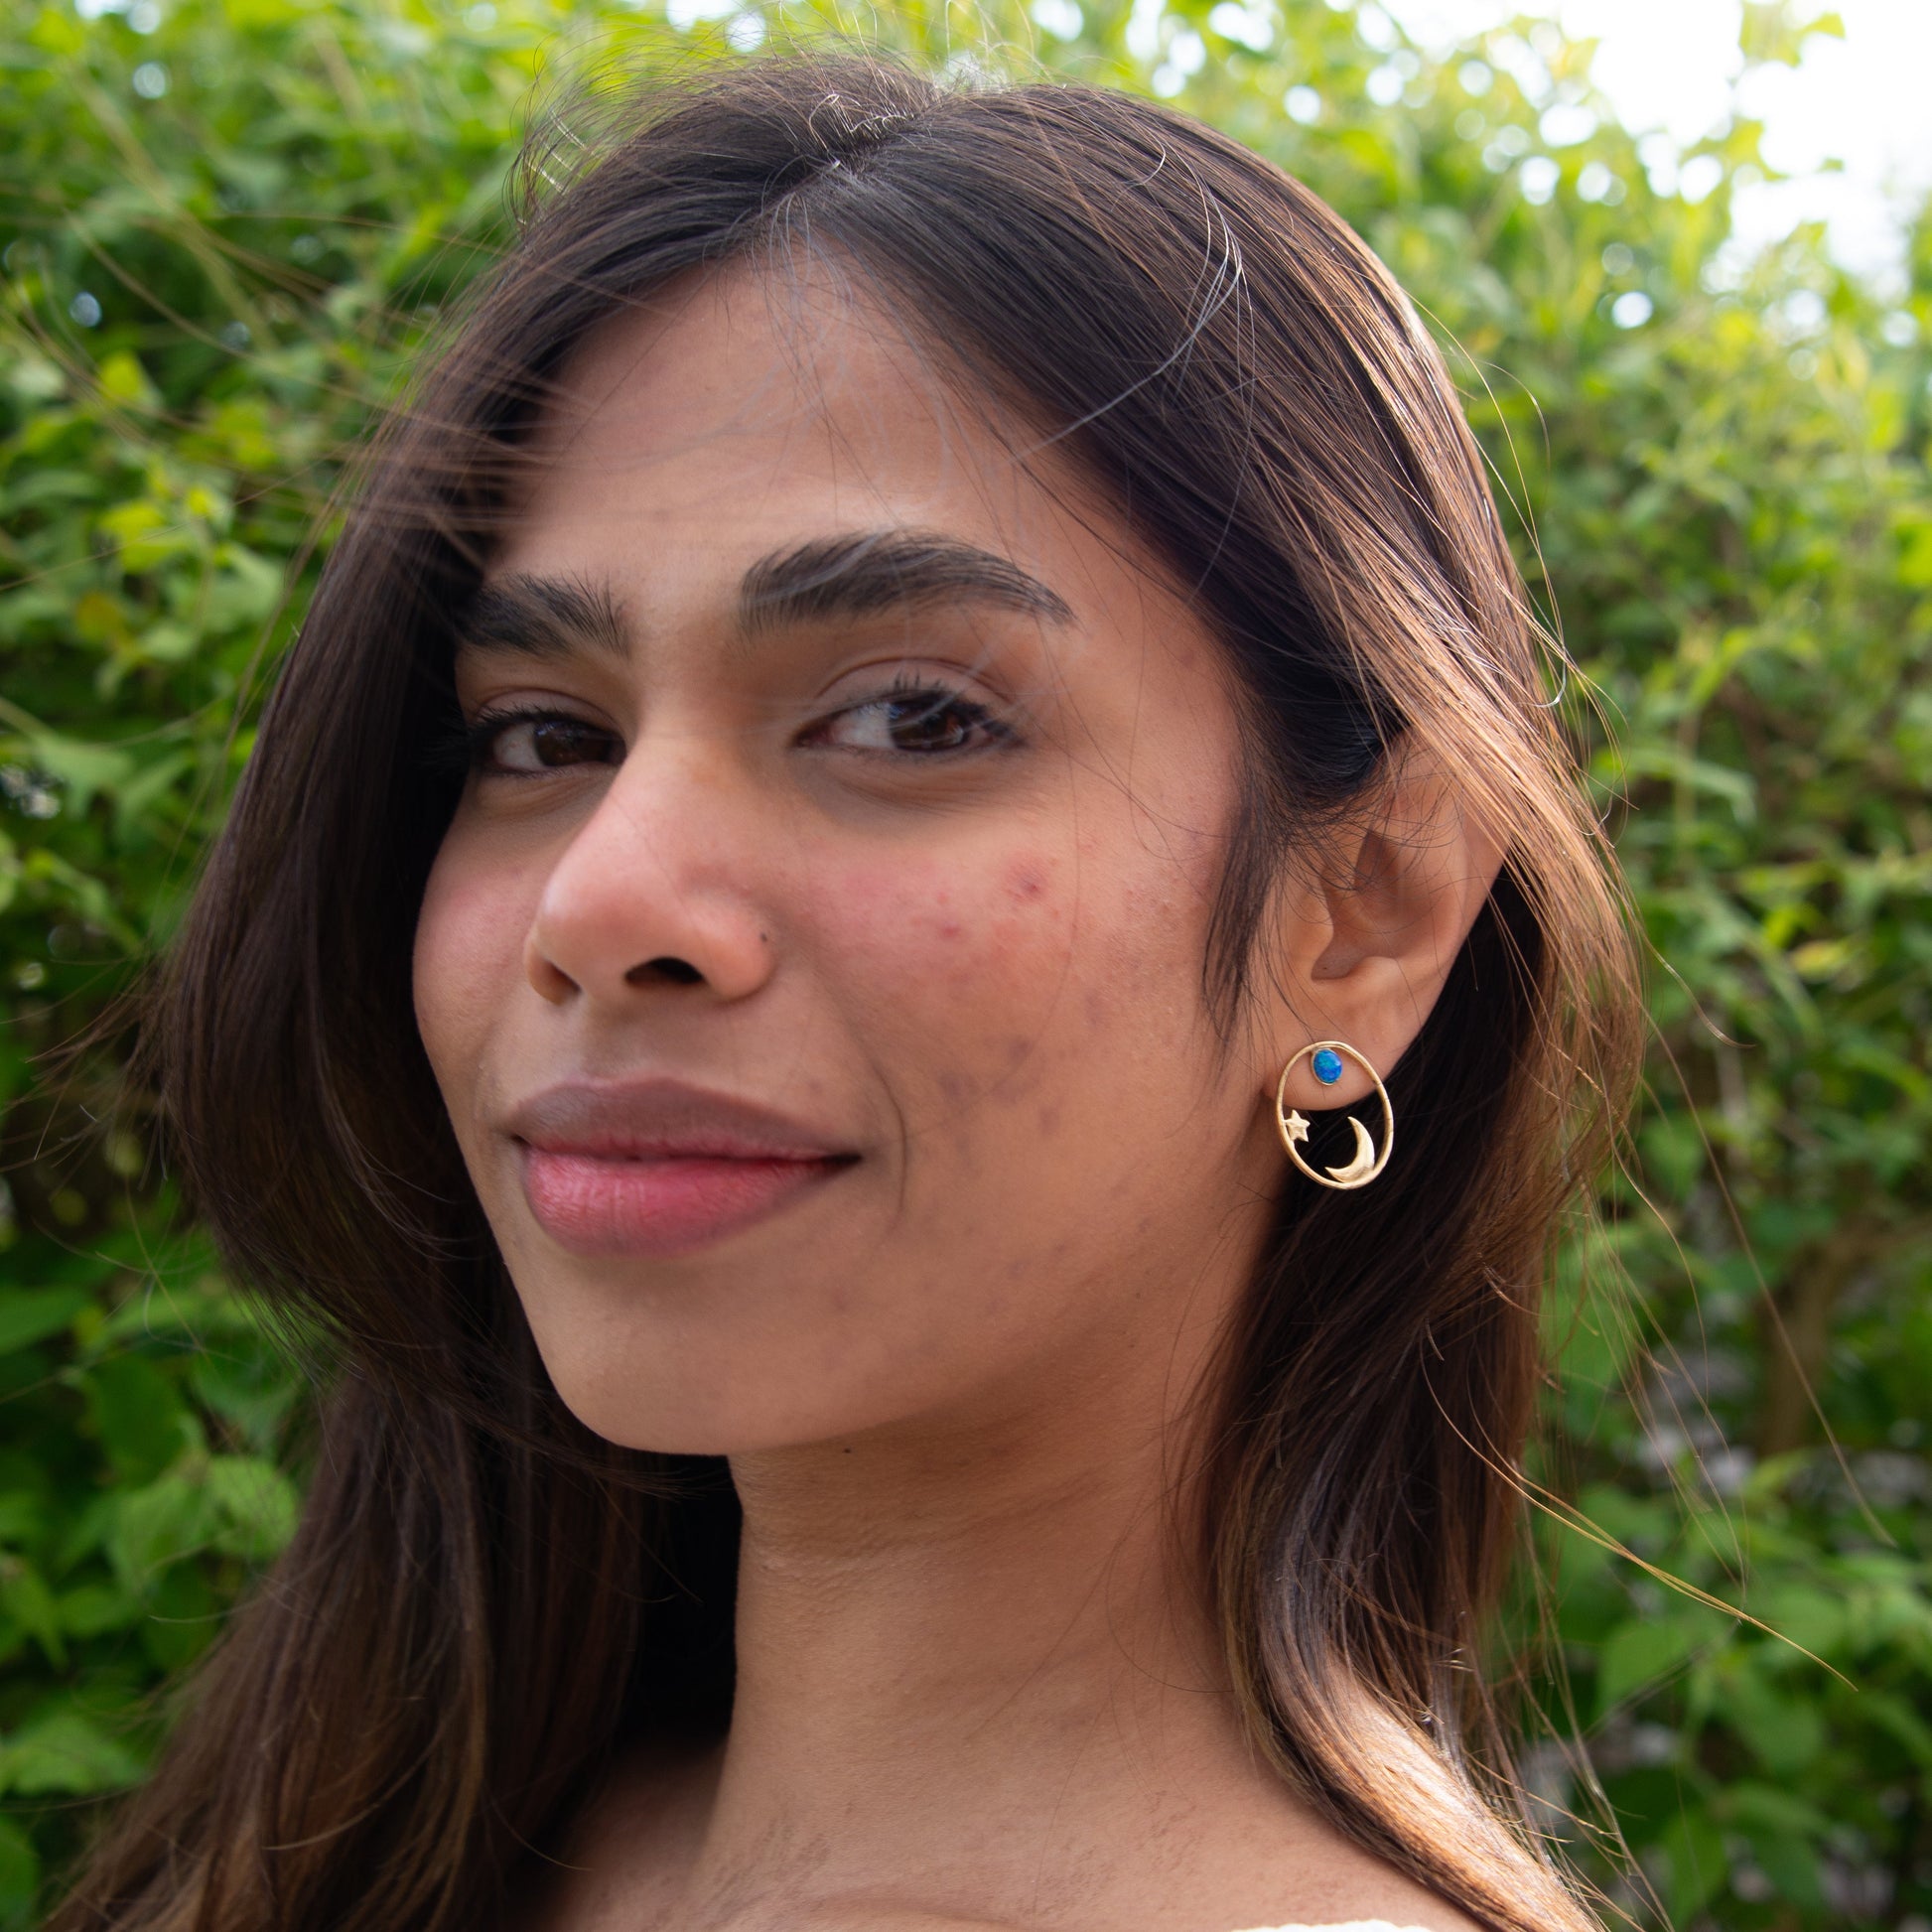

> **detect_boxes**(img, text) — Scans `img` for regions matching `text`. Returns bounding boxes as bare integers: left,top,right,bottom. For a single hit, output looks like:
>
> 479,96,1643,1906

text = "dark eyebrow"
739,531,1074,637
455,572,628,662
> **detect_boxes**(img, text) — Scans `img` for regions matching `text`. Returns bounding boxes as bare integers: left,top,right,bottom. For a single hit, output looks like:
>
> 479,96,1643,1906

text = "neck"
728,1393,1214,1777
677,1329,1311,1927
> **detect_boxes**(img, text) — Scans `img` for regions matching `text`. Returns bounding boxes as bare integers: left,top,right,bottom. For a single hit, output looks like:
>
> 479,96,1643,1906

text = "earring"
1275,1039,1394,1190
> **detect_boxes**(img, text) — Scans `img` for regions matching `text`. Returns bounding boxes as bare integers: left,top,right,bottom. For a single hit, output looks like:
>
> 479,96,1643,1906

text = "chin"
539,1352,898,1458
566,1405,785,1458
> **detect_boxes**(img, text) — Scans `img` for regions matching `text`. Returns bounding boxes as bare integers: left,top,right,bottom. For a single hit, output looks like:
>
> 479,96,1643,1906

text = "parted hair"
52,50,1639,1932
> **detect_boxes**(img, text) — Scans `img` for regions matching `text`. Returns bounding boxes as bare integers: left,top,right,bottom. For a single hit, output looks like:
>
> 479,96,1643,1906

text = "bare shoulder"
1228,1916,1483,1932
1212,1807,1491,1932
1228,1912,1483,1932
512,1737,722,1932
510,1736,1493,1932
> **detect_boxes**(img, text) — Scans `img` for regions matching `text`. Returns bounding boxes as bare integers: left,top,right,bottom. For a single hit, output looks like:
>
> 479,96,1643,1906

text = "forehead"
495,265,1105,593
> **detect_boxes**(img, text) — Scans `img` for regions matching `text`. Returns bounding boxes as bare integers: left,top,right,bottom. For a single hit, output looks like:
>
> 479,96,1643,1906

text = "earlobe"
1274,1038,1396,1189
1259,750,1503,1113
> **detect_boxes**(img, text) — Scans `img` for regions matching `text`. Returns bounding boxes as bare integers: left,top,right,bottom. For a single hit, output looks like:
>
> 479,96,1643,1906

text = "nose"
523,740,778,1010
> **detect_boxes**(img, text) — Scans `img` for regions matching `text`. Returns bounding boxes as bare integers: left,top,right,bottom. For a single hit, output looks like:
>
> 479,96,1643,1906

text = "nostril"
629,955,705,987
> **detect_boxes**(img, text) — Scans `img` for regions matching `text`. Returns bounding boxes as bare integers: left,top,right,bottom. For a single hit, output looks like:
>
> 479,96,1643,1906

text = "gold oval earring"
1275,1039,1394,1190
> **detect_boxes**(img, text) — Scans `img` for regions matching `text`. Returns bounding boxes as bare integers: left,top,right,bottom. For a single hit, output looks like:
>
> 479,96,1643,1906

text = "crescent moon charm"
1274,1039,1394,1191
1324,1115,1378,1184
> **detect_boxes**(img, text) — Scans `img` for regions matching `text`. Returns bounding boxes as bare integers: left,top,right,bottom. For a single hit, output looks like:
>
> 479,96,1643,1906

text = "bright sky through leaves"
1384,0,1932,286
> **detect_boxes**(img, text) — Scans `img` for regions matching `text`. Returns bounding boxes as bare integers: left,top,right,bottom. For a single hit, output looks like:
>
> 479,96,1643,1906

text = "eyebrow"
737,531,1074,636
456,531,1072,664
456,572,628,663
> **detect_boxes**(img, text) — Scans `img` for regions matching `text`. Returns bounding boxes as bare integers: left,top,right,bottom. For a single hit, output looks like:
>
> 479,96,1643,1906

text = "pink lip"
503,1079,856,1259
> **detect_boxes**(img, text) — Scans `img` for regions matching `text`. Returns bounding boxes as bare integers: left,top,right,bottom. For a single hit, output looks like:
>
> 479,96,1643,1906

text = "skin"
413,266,1496,1932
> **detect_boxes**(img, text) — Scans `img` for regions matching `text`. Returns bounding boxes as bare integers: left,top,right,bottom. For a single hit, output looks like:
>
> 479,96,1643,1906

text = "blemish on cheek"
1004,1035,1033,1071
1007,865,1045,902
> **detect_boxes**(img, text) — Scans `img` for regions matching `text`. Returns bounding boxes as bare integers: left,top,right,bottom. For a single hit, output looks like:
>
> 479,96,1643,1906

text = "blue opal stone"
1311,1047,1344,1086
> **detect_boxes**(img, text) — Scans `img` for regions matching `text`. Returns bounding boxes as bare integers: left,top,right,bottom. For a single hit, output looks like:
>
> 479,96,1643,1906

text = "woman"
53,50,1638,1932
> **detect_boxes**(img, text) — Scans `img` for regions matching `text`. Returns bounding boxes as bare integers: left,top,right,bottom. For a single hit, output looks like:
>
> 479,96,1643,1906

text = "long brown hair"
52,50,1640,1932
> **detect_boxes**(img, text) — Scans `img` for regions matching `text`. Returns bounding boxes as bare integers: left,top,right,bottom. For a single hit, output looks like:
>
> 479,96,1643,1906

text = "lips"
503,1079,856,1259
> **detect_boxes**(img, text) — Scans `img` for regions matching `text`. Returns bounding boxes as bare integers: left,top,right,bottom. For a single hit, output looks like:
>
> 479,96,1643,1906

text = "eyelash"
447,677,1016,778
463,705,620,775
807,675,1016,758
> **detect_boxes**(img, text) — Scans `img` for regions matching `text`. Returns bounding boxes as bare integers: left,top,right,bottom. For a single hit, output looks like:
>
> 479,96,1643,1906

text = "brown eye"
813,686,1011,756
475,713,622,773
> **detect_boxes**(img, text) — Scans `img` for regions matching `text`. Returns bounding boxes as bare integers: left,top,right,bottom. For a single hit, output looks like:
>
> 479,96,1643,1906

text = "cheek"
412,839,537,1097
799,822,1209,1141
787,842,1070,1141
807,846,1069,1028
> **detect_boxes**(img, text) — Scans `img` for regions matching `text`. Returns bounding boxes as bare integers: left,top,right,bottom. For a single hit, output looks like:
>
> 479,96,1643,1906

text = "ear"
1259,743,1505,1114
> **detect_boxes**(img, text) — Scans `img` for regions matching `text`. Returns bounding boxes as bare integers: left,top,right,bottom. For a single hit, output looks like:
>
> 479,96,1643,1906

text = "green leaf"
57,1581,137,1640
1749,1829,1826,1913
0,1816,40,1919
1750,1583,1849,1661
1861,1691,1932,1769
206,1455,299,1564
139,1559,218,1673
0,1561,65,1671
8,731,135,814
0,1494,46,1546
0,1288,89,1357
84,1353,193,1486
1719,1666,1827,1778
1595,1614,1720,1718
0,1707,145,1798
105,1470,219,1590
1655,1805,1729,1922
1723,1780,1834,1840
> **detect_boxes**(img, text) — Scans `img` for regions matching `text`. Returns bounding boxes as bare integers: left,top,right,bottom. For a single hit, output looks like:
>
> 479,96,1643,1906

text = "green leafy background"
1,0,1927,1924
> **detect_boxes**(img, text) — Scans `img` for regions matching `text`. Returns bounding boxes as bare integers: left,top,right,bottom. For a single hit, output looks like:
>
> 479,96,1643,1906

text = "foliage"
0,0,1927,1924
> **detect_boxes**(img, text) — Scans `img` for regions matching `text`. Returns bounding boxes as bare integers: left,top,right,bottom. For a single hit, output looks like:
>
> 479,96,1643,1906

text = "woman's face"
414,269,1290,1455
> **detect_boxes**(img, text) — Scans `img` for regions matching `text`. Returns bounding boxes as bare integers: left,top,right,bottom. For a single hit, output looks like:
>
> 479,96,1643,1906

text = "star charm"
1283,1109,1310,1144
